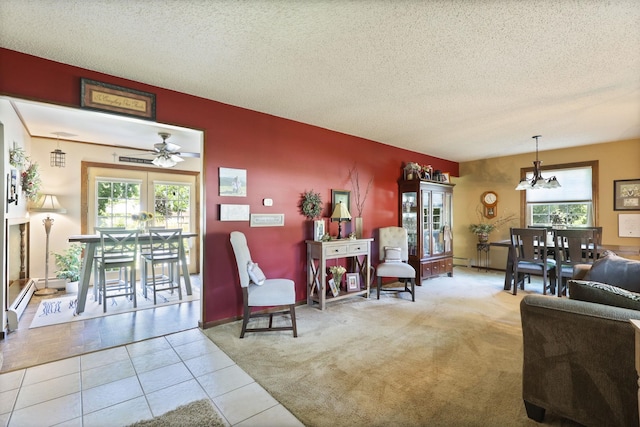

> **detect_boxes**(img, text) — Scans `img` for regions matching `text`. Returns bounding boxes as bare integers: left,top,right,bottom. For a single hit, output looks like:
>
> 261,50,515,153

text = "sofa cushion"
569,280,640,311
585,252,640,292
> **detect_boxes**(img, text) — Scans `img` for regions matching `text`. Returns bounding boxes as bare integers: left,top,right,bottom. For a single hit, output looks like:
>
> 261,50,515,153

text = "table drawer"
347,242,368,255
325,245,348,257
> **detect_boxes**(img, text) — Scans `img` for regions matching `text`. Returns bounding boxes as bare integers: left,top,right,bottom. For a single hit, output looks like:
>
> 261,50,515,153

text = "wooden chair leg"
290,304,298,337
240,303,250,339
377,276,382,299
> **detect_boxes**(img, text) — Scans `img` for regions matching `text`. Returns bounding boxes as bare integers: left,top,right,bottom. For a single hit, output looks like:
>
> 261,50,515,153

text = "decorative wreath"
300,190,323,220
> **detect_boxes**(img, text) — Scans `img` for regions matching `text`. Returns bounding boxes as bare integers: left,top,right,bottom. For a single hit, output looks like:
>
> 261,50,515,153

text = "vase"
332,274,343,296
477,232,489,244
354,217,363,239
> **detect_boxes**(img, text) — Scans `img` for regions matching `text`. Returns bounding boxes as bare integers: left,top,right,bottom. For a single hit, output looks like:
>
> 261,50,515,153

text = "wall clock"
481,191,498,219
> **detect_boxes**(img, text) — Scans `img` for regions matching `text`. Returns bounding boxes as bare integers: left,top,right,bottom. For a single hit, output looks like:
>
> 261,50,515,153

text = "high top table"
69,231,197,314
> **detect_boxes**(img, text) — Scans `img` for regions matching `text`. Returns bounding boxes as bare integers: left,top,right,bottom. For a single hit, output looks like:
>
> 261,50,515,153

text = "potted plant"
54,243,83,293
469,212,517,243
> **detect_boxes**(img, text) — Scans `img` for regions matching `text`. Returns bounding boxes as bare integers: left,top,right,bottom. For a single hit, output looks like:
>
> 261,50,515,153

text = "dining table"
491,237,638,292
69,231,197,315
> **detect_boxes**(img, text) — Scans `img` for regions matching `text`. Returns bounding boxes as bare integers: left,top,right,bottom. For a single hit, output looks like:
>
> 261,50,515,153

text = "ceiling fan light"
152,156,177,168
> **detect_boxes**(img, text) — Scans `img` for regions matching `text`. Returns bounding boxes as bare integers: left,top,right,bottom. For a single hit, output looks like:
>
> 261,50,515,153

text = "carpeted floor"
127,399,226,427
204,267,582,427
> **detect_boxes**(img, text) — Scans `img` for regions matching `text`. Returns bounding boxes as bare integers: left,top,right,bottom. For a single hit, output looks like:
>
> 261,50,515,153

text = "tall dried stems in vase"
349,165,373,239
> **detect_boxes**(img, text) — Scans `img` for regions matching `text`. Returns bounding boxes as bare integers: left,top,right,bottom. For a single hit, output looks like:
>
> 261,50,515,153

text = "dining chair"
553,228,599,296
96,229,139,312
230,231,297,338
140,228,183,304
376,226,416,301
510,228,557,296
93,227,126,302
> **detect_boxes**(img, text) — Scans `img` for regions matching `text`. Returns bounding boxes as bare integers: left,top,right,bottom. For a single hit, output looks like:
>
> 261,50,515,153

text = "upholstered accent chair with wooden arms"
230,231,297,338
376,226,416,301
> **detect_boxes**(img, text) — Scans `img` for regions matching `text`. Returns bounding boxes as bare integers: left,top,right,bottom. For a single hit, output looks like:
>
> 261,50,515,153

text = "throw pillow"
384,247,402,263
247,260,266,286
568,280,640,311
586,252,640,292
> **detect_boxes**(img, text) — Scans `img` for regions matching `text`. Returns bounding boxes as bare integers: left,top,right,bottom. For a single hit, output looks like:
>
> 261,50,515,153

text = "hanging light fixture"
515,135,561,190
50,132,68,168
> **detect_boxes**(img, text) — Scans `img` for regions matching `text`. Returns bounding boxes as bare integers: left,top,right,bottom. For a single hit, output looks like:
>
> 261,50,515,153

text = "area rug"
29,287,199,329
204,267,580,427
127,399,226,427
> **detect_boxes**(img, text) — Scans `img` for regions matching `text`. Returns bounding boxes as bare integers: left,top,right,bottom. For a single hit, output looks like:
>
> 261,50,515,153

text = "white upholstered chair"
376,226,416,301
230,231,297,338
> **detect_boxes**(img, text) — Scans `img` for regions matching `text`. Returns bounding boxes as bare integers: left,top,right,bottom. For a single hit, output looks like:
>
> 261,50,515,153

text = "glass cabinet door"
422,190,431,257
401,191,418,256
431,191,444,255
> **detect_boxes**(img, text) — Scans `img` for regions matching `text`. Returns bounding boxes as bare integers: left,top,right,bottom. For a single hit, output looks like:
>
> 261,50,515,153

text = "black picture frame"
81,78,156,120
331,189,351,221
614,179,640,211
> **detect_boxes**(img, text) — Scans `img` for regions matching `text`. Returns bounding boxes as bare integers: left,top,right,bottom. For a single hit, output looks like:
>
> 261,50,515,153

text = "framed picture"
314,219,325,241
328,278,339,297
614,179,640,211
331,189,351,221
250,213,285,227
219,167,247,197
80,78,156,120
441,172,451,183
346,273,360,292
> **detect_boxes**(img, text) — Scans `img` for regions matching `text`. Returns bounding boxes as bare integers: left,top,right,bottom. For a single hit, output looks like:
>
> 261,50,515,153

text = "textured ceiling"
1,0,639,162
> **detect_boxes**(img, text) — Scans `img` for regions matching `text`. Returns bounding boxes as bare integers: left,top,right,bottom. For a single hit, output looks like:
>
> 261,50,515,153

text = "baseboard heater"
7,278,37,331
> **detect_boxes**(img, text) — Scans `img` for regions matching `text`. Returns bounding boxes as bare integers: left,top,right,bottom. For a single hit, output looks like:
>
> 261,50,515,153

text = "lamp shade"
30,194,67,214
331,202,352,220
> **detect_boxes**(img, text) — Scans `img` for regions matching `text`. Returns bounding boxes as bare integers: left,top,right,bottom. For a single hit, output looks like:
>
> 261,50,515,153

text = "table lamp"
30,194,67,296
330,202,352,239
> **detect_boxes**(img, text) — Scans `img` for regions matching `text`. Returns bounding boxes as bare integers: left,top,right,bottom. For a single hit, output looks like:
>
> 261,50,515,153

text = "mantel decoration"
469,210,517,243
349,165,373,238
132,211,154,231
402,162,447,182
301,190,325,241
21,161,41,201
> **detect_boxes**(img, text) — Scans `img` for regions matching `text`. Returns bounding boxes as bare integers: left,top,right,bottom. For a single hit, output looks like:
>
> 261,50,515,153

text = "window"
524,161,598,227
153,182,192,231
96,179,142,228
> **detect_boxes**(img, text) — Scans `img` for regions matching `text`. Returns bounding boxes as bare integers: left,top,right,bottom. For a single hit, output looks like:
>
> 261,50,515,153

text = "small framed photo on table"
328,278,339,297
346,273,360,292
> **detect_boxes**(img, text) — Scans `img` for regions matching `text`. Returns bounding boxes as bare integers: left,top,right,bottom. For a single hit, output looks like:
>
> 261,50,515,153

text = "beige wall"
453,139,640,268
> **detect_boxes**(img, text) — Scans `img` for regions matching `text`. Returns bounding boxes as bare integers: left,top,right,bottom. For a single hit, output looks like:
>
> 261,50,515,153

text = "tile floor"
0,328,303,426
1,277,303,426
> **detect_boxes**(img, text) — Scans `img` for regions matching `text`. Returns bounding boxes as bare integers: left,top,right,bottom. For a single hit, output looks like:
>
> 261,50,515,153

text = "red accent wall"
0,48,459,324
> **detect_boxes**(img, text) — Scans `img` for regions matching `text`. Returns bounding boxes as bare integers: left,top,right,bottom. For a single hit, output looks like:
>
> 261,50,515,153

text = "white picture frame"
313,219,325,241
328,278,339,297
250,213,285,227
346,273,360,292
219,204,250,221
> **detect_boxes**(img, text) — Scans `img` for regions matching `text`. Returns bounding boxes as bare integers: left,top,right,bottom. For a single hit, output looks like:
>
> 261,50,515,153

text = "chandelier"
515,135,561,190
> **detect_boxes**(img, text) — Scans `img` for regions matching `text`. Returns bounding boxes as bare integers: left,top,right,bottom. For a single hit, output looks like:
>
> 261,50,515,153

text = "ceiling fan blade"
169,154,185,163
177,152,200,158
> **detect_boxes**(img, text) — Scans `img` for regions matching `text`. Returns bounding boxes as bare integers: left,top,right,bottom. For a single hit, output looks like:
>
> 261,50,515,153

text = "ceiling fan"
127,132,200,168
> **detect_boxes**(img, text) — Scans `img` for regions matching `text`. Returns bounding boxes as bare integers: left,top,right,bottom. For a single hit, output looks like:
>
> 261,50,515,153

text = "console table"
306,238,373,310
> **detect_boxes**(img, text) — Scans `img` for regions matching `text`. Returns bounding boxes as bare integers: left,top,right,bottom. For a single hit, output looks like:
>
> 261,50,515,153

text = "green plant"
300,190,323,220
21,161,41,201
468,212,517,235
54,244,83,282
9,146,27,168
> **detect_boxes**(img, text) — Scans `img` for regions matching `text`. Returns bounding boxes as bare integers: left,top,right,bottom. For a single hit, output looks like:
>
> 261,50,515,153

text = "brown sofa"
520,252,640,426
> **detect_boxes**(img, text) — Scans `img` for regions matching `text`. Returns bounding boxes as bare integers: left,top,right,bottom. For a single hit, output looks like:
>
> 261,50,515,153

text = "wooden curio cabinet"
398,179,454,282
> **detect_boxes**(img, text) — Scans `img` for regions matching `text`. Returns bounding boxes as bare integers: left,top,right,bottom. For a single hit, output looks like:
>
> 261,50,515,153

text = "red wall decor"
0,48,458,326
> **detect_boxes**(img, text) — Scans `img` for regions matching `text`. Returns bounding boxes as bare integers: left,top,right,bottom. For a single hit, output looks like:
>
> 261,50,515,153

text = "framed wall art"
250,213,285,227
614,179,640,211
219,204,250,221
219,167,247,197
331,189,351,220
80,78,156,120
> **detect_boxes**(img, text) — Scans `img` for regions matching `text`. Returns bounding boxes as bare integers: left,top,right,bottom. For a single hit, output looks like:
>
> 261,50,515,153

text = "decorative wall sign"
250,213,285,227
219,204,250,221
614,179,640,211
81,78,156,120
219,167,247,197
